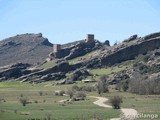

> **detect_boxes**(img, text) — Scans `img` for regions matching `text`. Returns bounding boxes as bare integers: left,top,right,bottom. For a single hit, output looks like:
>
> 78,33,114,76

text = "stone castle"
53,34,95,53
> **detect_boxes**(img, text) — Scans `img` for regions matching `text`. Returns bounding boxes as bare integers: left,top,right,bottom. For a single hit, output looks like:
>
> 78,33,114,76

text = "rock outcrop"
16,61,82,83
143,32,160,40
0,63,31,81
84,32,160,68
0,33,53,67
53,40,102,60
1,32,160,83
123,34,138,42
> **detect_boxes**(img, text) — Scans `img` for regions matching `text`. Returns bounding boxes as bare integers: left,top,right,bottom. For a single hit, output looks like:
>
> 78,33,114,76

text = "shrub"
72,85,80,91
96,79,109,95
14,109,17,114
116,80,129,92
67,89,74,98
39,91,43,96
129,74,160,95
72,92,86,101
55,90,65,96
19,98,28,106
59,90,65,96
20,93,24,97
133,63,160,74
76,92,86,98
110,96,122,109
79,85,96,92
70,73,79,81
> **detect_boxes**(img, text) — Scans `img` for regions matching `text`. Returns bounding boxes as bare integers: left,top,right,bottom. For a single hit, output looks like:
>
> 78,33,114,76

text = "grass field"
0,81,159,120
104,87,160,120
90,64,130,76
0,81,120,120
39,60,56,69
68,50,98,64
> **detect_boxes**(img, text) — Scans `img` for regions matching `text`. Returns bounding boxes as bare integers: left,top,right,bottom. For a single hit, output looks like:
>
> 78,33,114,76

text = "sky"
0,0,160,45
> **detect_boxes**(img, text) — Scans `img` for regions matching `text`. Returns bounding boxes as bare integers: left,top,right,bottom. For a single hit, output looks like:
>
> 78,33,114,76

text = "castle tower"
53,44,61,53
86,34,94,43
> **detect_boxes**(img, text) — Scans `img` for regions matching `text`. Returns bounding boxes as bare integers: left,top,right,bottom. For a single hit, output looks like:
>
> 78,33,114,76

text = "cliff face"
0,33,53,67
101,37,160,66
84,32,160,68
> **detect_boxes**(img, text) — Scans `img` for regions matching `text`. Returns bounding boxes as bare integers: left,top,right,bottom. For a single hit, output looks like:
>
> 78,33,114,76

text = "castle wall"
86,34,94,43
53,44,61,53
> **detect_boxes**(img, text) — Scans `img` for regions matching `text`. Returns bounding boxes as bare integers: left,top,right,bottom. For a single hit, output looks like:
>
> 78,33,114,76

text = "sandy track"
89,96,112,108
89,96,138,120
121,108,138,120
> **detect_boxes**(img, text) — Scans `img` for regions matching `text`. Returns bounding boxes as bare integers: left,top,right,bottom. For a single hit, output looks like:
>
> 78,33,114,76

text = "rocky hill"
1,32,160,84
83,32,160,68
0,33,53,67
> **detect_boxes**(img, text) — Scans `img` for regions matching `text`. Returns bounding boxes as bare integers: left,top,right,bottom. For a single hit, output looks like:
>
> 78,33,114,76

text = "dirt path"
89,96,138,120
89,96,112,108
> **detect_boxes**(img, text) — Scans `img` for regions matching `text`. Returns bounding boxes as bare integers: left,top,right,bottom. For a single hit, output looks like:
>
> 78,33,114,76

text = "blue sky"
0,0,160,45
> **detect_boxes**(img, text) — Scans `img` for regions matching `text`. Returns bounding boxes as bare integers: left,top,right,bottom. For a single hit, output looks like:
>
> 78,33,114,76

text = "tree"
67,89,74,99
122,80,129,92
97,75,109,95
116,80,129,92
110,96,122,109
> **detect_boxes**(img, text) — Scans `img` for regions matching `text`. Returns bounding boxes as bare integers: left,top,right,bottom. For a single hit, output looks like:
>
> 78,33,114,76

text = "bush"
133,62,160,74
72,85,80,91
110,96,122,109
72,92,86,101
72,85,96,92
129,74,160,95
39,91,43,96
59,90,65,96
19,98,28,106
96,80,109,95
79,85,96,92
70,73,79,81
116,80,129,92
55,90,65,96
0,98,6,104
20,93,24,97
34,100,38,103
67,89,74,98
76,92,86,98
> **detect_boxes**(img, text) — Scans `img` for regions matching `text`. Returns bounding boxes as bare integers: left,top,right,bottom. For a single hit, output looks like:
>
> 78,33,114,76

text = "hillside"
0,33,53,67
1,32,160,85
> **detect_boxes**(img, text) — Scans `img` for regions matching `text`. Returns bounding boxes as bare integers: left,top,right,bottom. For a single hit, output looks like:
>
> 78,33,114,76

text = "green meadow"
0,81,160,120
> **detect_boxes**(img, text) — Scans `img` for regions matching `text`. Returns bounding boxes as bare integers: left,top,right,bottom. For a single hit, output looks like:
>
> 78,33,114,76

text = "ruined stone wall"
53,39,101,59
53,44,61,53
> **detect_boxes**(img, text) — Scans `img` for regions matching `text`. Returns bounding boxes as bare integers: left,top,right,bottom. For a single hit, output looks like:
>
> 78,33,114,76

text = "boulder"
69,69,91,81
123,34,138,42
104,40,110,46
143,32,160,40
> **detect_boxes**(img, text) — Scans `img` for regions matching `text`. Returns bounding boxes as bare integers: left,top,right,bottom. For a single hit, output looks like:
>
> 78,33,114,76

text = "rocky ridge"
0,33,53,67
1,32,160,83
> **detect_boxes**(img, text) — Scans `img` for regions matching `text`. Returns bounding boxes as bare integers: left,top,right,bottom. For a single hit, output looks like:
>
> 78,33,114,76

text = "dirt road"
89,96,138,120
